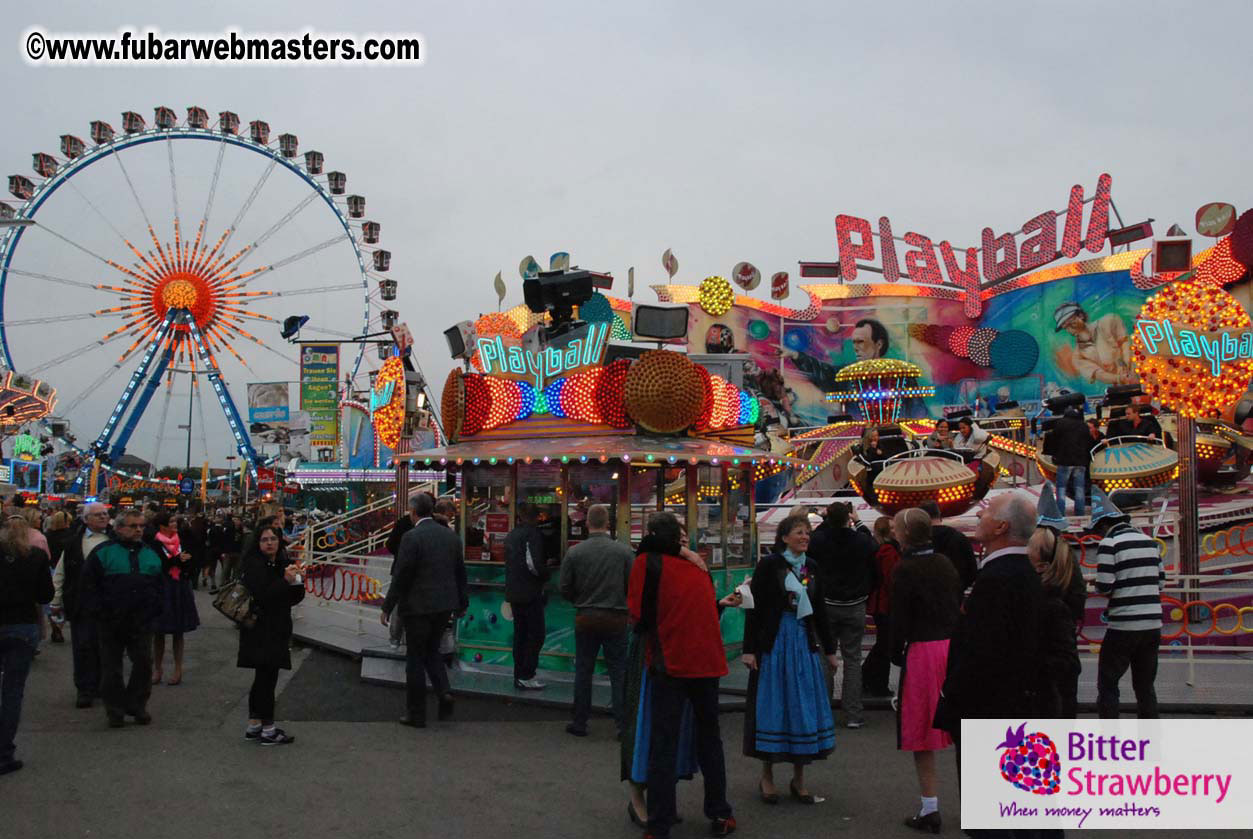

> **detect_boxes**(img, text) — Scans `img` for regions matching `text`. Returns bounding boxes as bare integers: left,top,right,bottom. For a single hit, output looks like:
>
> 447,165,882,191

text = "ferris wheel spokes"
88,308,180,460
77,306,260,484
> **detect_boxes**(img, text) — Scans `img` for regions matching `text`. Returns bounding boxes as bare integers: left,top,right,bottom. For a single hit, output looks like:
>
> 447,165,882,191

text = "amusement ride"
1,106,395,490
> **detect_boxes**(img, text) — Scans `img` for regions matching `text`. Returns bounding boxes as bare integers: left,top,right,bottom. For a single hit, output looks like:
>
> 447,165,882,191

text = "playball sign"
835,174,1113,318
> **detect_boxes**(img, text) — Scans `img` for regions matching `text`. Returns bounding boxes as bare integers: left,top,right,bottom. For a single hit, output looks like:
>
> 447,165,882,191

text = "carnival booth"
407,286,808,672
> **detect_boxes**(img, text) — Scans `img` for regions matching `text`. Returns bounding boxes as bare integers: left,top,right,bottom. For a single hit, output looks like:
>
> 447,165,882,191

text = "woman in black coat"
238,524,305,745
743,511,839,804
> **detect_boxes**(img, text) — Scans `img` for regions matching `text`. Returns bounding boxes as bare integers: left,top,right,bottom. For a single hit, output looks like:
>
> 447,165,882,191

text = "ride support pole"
1177,418,1200,623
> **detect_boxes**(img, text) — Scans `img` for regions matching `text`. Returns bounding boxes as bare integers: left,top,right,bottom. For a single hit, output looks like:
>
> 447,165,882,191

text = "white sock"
246,723,262,733
919,796,938,816
262,724,276,735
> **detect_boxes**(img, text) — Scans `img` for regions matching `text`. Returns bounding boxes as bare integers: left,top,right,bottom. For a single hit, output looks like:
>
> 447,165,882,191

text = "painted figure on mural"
1052,303,1136,386
744,361,801,436
773,318,889,393
704,323,736,354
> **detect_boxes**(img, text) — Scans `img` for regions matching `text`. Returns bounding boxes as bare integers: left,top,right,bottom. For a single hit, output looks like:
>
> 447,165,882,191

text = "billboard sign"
300,344,340,448
247,382,290,424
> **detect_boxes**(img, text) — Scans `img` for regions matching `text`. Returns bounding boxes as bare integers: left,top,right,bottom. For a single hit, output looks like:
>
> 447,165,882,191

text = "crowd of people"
374,482,1164,838
0,499,312,773
1,484,1168,839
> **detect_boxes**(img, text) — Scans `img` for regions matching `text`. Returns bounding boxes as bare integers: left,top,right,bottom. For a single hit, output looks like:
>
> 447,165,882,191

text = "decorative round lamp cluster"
370,357,407,449
909,324,1040,378
698,275,735,316
440,350,762,441
828,358,935,425
872,457,976,517
624,350,707,433
1132,276,1253,418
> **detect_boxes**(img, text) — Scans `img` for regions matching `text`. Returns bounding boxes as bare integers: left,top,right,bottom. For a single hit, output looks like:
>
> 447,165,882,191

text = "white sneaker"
516,678,546,690
389,640,401,650
846,719,865,729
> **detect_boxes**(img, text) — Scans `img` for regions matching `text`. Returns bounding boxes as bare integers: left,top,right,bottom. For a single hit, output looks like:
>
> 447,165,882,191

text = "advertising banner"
961,718,1247,831
246,382,290,424
300,344,340,448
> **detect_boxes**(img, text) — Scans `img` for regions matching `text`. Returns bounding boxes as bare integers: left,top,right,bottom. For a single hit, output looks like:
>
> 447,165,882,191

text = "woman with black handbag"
237,524,304,745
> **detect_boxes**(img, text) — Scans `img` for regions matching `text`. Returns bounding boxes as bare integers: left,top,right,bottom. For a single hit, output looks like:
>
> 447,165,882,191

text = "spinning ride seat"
848,448,995,516
1036,436,1178,499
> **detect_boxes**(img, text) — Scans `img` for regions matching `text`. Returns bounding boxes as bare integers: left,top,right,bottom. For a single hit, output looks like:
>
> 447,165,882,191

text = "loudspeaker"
632,305,689,341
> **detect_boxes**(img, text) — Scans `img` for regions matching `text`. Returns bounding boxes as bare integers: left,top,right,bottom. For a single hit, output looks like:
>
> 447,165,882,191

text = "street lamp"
225,455,237,506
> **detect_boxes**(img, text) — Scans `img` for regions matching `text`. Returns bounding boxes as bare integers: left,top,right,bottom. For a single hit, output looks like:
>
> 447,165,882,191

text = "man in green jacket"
76,509,164,728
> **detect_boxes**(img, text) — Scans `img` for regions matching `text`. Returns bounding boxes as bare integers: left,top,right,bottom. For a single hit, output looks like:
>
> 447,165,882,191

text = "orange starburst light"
94,220,277,369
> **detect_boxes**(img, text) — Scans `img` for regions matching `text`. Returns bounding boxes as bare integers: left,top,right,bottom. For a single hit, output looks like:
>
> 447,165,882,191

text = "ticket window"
566,462,620,551
463,465,510,562
517,463,563,564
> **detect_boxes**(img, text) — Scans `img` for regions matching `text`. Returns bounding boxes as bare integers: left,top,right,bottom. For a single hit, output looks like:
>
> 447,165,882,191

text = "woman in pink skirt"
890,508,962,834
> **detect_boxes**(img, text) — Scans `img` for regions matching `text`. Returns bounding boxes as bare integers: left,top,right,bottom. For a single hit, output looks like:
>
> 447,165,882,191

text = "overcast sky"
3,0,1251,467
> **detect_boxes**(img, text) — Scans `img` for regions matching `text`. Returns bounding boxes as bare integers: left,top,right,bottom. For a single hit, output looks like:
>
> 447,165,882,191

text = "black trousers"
249,667,280,723
862,612,892,695
404,611,451,719
510,599,545,682
647,673,731,838
1097,628,1160,718
69,617,101,698
97,623,152,717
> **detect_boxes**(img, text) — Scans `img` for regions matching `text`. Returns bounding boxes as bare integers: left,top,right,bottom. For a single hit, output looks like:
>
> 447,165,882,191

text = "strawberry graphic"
996,722,1061,795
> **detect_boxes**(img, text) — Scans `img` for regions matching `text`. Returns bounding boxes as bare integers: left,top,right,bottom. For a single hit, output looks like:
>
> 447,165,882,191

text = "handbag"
212,579,256,629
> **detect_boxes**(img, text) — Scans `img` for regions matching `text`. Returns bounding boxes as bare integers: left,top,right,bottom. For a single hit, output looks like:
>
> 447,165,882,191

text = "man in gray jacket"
559,504,633,738
382,493,468,728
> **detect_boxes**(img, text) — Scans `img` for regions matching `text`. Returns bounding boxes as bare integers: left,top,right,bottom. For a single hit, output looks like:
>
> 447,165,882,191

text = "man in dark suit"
382,493,468,728
941,490,1045,815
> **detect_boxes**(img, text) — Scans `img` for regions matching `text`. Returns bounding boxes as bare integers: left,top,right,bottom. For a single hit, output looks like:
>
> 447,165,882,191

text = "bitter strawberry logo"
996,722,1061,795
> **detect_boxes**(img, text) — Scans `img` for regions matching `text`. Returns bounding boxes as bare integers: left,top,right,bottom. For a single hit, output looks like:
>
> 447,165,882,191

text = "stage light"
523,269,610,335
1107,220,1154,248
1154,235,1193,273
444,320,477,361
280,315,310,340
1044,391,1085,413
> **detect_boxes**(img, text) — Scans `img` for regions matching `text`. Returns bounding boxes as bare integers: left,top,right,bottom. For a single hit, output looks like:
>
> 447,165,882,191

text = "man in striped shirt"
1091,490,1164,718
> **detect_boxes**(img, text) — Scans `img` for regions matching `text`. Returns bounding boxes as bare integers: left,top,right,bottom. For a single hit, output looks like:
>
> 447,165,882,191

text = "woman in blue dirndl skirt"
742,511,839,804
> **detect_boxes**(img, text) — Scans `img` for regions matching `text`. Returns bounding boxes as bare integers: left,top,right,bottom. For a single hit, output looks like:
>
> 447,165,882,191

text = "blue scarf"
782,549,813,620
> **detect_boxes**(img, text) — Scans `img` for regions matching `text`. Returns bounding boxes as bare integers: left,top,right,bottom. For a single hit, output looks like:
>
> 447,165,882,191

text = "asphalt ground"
5,591,1247,839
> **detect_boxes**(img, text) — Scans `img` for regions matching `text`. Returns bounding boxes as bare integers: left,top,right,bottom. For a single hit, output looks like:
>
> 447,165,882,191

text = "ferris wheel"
0,106,398,486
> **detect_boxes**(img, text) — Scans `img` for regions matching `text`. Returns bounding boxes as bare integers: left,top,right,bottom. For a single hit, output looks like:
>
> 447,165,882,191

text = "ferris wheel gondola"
0,106,396,489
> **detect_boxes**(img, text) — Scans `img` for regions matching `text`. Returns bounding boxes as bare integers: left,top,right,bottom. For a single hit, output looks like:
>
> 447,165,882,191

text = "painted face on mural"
1061,313,1088,338
850,320,887,360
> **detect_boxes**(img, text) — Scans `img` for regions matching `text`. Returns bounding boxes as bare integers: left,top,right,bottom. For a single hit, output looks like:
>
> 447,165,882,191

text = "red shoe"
711,816,736,836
